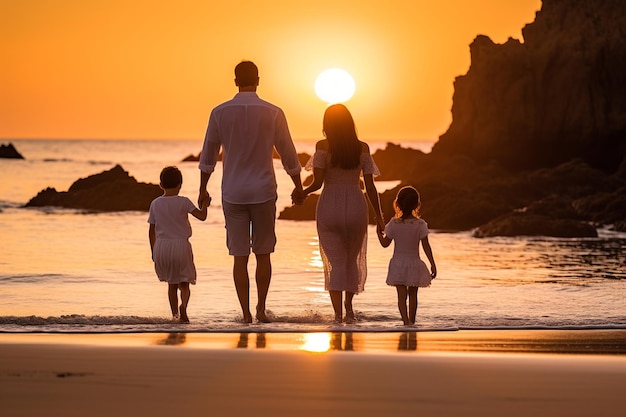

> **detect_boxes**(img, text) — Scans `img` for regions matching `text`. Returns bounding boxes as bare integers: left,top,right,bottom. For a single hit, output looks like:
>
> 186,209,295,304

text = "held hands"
291,188,305,205
200,194,212,210
198,189,211,208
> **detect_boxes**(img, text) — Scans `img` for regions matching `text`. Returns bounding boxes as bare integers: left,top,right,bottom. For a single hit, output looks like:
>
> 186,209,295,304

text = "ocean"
0,139,624,333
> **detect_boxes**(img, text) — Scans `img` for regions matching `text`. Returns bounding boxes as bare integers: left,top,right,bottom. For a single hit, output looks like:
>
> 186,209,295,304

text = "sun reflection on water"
300,333,332,353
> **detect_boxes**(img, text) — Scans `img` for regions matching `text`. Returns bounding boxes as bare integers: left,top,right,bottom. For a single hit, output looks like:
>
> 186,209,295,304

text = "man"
198,61,303,323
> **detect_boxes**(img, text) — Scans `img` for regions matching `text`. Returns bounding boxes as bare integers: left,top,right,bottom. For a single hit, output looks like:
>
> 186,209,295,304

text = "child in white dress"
377,186,437,325
148,166,209,323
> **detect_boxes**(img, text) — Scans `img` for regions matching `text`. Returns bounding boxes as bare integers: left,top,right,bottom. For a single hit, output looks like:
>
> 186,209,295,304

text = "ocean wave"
0,274,61,284
0,314,624,334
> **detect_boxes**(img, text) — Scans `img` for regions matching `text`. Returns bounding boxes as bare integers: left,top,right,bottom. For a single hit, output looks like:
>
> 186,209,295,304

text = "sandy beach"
1,330,624,417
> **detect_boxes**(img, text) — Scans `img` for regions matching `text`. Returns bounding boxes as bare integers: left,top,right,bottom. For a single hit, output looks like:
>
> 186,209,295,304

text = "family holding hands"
148,61,436,326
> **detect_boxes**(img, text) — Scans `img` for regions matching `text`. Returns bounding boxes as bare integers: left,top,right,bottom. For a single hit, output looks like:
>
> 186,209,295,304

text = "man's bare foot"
179,305,189,323
242,313,253,324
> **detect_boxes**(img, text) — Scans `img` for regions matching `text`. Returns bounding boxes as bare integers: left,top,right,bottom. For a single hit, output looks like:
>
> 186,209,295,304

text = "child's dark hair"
160,166,183,189
394,186,421,218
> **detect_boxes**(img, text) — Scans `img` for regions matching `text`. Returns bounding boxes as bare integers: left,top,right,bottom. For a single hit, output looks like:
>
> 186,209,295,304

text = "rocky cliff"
432,0,626,173
280,0,626,236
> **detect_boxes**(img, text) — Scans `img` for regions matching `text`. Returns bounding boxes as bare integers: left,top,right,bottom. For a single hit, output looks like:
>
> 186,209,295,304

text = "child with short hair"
148,166,209,323
377,186,437,325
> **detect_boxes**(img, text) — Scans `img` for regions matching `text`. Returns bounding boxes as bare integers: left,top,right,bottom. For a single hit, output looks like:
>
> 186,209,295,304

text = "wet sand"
1,330,624,417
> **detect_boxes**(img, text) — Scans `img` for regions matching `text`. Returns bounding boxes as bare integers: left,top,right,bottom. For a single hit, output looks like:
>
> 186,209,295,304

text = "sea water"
0,139,624,333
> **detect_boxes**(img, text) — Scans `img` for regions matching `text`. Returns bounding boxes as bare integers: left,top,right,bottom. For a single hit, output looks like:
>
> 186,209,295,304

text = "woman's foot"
179,305,189,323
256,309,271,323
344,311,355,324
344,301,355,324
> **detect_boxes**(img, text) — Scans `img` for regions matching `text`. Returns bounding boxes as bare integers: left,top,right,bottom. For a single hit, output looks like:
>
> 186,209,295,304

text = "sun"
314,68,355,104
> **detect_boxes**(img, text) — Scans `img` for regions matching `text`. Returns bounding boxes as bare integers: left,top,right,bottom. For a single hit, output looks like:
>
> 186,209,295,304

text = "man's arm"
198,112,220,206
198,170,212,207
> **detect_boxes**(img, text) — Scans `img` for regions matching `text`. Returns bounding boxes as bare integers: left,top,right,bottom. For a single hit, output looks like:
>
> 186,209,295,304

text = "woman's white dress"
147,195,197,285
307,150,380,293
384,218,432,287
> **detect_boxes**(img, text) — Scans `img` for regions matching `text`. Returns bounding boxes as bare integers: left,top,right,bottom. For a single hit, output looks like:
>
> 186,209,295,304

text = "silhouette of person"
198,61,304,323
377,186,437,325
149,166,208,323
303,104,385,323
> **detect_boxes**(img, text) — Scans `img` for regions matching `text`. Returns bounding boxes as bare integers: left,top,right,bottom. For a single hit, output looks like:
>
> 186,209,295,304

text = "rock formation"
25,165,162,211
431,0,626,173
0,143,24,159
281,0,626,236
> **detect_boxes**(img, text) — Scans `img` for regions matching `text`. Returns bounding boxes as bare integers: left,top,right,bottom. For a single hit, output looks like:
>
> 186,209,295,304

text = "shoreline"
1,329,625,355
2,330,625,417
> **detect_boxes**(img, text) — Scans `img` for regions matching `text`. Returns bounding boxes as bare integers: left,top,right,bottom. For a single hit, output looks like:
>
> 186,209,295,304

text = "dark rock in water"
279,194,319,221
371,143,427,181
25,165,162,212
182,151,311,166
432,0,626,173
297,152,311,167
474,195,601,237
0,143,24,159
573,187,626,228
473,213,598,238
182,154,199,162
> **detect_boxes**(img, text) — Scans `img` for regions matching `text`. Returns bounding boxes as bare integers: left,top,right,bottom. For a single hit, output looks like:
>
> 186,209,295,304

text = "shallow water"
1,139,624,333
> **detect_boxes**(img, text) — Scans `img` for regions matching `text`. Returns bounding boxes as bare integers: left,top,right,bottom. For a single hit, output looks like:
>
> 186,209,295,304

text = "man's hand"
198,189,210,208
291,188,305,205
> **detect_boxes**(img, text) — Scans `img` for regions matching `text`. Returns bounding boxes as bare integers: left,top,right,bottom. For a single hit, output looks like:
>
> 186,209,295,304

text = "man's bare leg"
233,255,252,323
255,253,271,323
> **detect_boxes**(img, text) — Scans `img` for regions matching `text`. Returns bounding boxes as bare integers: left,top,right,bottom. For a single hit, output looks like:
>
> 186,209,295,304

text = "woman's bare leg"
344,291,355,323
329,290,342,323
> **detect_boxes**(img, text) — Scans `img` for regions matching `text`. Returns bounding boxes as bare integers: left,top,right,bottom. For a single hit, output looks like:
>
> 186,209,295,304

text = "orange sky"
0,0,541,142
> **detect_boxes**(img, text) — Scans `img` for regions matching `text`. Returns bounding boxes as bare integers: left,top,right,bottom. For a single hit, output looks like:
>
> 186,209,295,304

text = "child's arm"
376,223,392,248
191,195,210,221
148,224,156,259
421,236,437,278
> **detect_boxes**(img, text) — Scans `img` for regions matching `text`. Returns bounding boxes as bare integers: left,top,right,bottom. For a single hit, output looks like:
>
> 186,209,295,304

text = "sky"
1,0,541,143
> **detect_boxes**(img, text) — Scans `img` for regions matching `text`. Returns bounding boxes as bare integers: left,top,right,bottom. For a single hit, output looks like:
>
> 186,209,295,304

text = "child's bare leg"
408,287,419,324
168,284,179,319
179,282,190,323
396,286,410,325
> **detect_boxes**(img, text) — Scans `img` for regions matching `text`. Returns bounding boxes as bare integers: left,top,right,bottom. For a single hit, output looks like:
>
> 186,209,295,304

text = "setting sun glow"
315,68,356,104
0,1,542,141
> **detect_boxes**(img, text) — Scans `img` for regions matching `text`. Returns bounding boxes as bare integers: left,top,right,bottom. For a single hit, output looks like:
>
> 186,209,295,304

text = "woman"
303,104,385,323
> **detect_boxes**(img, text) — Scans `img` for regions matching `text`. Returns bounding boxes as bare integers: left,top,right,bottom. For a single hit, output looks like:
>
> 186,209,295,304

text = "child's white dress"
148,195,198,284
384,217,432,287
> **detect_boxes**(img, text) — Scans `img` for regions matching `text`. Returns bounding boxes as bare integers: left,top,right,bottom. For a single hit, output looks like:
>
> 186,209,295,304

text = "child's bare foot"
179,305,189,323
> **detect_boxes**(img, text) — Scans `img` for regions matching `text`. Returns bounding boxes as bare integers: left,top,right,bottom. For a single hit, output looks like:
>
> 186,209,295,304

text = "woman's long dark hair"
323,104,361,169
